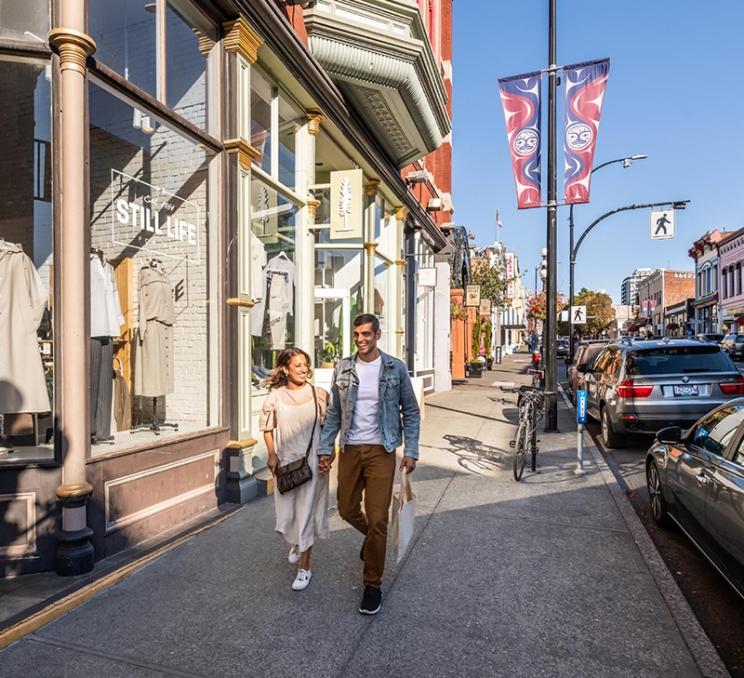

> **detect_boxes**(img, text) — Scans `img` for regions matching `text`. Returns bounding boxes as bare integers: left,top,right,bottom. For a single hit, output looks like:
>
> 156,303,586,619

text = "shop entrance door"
314,288,351,392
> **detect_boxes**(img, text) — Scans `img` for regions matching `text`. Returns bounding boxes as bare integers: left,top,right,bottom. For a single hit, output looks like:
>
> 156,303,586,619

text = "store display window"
0,0,48,43
0,55,53,464
88,81,215,452
374,257,391,352
249,175,298,387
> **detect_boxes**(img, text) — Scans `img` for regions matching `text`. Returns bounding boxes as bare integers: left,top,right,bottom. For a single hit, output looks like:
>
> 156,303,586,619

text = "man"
318,314,420,615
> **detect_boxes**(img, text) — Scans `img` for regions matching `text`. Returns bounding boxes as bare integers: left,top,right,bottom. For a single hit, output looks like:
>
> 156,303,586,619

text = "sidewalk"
0,355,725,677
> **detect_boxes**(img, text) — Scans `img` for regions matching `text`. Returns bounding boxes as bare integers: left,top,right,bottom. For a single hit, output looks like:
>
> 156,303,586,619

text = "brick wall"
663,271,695,307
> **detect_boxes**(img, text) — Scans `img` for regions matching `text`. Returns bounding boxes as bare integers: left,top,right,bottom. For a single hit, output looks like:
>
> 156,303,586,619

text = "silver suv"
580,339,744,448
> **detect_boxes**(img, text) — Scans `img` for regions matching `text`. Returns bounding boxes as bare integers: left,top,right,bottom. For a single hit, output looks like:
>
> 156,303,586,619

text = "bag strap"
304,385,318,459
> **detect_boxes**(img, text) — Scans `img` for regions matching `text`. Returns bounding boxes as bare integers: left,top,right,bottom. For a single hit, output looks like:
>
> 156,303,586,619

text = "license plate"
673,385,699,397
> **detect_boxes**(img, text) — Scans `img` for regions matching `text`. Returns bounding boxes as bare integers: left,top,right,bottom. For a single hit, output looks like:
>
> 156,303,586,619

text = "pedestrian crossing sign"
650,209,675,240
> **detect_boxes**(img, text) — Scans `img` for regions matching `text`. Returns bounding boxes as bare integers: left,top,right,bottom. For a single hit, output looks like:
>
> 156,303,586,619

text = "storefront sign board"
330,168,363,240
465,284,481,307
417,267,437,287
479,299,492,316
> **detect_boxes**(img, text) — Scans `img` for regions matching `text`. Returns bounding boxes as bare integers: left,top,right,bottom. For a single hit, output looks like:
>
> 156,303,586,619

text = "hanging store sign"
505,252,515,299
330,168,364,240
498,72,542,209
563,59,610,205
417,267,437,287
465,284,481,307
479,299,492,316
110,169,201,263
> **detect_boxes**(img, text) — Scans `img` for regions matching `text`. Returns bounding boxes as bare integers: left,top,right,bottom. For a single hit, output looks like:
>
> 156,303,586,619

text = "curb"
557,386,730,678
0,506,245,652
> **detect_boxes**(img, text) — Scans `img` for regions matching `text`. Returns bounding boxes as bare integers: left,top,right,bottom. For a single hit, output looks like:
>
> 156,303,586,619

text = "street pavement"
0,355,724,677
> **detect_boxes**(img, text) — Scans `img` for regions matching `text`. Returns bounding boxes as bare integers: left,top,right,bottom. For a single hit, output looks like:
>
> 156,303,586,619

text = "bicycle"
499,382,548,481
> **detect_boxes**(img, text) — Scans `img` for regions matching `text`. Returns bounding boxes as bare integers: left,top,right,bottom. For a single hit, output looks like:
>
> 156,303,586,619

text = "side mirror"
657,426,682,445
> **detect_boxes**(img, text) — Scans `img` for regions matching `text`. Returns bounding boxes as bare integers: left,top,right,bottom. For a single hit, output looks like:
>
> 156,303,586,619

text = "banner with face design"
563,59,610,204
498,72,542,209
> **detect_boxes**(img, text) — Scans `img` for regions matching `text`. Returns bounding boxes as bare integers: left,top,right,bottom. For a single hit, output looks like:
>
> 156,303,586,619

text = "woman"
260,348,329,591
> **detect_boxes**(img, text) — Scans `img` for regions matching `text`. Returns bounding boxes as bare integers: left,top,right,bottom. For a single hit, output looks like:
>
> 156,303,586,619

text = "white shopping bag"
391,469,416,563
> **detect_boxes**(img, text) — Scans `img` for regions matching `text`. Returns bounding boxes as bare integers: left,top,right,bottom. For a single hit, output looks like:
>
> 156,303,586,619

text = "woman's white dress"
259,384,330,552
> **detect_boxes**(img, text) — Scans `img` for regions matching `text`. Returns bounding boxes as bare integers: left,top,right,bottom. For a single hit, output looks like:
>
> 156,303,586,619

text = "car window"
690,405,744,456
593,348,613,373
581,346,604,369
626,346,734,375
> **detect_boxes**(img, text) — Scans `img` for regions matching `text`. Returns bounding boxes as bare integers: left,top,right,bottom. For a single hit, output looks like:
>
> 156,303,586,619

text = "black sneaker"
359,585,382,615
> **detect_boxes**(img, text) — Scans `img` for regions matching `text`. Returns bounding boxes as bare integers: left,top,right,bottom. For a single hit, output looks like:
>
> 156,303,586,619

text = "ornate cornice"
306,108,323,135
365,179,380,197
56,482,94,499
223,138,261,171
226,297,255,308
196,31,215,57
223,18,263,63
48,28,96,75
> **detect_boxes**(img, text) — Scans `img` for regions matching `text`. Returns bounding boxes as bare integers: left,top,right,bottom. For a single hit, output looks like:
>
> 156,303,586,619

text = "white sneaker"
288,546,301,564
291,569,312,591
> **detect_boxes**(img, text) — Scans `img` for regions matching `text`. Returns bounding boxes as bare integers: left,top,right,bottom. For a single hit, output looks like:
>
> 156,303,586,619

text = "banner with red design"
563,59,610,204
498,72,542,209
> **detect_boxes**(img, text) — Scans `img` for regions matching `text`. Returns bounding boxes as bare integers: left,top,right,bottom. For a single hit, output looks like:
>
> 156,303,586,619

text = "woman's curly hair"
263,347,313,391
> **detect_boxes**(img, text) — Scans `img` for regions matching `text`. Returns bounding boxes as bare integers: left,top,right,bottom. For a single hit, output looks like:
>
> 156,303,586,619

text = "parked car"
581,338,744,448
721,333,744,360
556,339,569,358
566,340,608,401
696,333,724,344
646,403,744,598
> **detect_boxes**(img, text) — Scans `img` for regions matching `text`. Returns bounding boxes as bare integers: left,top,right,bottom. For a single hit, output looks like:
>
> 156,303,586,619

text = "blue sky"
452,0,744,304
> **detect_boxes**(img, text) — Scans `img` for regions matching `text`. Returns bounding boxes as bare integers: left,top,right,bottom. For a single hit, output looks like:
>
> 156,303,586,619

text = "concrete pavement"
0,355,726,677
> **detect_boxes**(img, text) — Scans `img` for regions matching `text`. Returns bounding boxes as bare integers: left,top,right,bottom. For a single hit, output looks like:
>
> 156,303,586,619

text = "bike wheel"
513,420,528,481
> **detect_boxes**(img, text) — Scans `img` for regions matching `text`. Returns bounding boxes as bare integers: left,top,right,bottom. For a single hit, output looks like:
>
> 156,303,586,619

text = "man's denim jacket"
317,351,421,459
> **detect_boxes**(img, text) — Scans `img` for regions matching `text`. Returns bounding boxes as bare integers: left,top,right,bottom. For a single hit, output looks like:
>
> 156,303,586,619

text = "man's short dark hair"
353,313,380,333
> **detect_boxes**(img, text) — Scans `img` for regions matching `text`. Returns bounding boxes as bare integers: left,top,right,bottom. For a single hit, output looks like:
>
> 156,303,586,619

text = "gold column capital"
223,17,263,63
224,138,261,171
196,31,215,56
226,438,258,450
394,258,406,267
306,108,323,135
226,297,255,308
48,28,96,75
56,482,94,499
394,206,408,221
306,198,321,221
364,242,378,254
365,179,380,197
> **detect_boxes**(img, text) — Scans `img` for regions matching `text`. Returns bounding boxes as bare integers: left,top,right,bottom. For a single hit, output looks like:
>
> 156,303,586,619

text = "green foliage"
450,302,467,321
470,258,507,307
483,319,493,356
564,287,616,335
471,316,482,358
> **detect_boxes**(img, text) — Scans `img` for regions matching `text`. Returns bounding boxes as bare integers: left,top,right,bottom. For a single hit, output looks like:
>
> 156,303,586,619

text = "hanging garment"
0,242,50,414
249,229,267,301
267,271,289,349
90,337,114,441
134,266,175,397
113,363,132,432
251,252,295,338
90,254,124,338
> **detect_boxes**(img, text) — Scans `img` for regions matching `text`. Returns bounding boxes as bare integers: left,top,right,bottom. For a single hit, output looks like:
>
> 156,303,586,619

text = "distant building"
637,269,695,336
688,229,732,333
717,228,744,331
610,304,634,337
620,268,653,306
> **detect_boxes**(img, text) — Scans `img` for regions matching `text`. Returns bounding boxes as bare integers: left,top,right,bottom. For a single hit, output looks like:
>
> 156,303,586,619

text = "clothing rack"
130,396,179,436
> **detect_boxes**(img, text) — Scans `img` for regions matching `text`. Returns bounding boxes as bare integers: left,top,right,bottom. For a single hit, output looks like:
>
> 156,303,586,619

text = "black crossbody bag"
275,385,318,495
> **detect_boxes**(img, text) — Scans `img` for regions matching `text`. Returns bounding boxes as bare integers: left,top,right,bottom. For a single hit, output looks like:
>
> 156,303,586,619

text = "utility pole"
544,0,558,432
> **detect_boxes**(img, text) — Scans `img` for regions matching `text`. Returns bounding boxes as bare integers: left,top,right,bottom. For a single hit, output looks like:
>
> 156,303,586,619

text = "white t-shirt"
346,355,383,445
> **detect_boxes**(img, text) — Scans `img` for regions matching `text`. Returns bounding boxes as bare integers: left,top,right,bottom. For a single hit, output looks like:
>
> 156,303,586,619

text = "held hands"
399,456,416,474
318,451,336,476
267,452,279,475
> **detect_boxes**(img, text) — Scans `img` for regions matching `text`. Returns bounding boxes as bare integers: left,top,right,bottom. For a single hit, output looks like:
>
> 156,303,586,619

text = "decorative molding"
226,297,255,308
394,207,407,221
223,17,263,63
226,438,258,450
306,108,323,135
48,28,96,75
306,198,321,221
365,179,380,197
0,492,37,557
56,482,94,499
395,259,406,266
395,329,405,335
196,31,215,56
364,242,378,254
223,138,261,171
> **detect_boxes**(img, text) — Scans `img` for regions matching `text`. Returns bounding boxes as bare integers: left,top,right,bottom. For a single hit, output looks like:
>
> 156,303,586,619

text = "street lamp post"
570,200,691,341
568,155,647,362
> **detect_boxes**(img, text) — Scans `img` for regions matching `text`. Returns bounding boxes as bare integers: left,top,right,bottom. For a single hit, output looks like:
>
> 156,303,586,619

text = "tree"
469,257,507,307
563,287,615,336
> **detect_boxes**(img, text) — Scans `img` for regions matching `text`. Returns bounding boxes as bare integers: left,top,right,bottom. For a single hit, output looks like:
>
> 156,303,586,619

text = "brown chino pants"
337,444,397,588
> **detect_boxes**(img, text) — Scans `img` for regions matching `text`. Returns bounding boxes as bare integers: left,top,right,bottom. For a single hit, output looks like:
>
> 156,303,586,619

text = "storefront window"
88,82,214,452
0,56,53,463
278,97,298,189
90,0,157,96
314,249,362,367
374,257,390,352
249,176,298,387
0,0,49,43
250,70,272,175
415,286,434,370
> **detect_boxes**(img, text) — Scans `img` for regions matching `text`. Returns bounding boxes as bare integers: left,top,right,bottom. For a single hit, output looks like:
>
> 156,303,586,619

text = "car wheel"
600,406,624,449
646,460,671,528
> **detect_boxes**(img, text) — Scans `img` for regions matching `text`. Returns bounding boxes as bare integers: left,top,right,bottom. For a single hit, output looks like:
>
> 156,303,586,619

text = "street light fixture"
568,155,648,362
